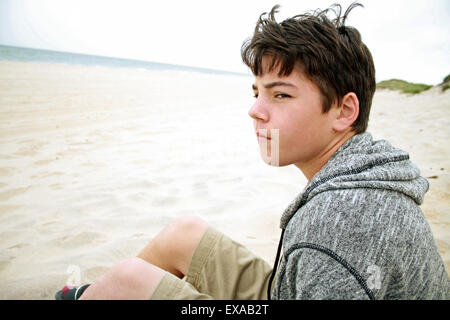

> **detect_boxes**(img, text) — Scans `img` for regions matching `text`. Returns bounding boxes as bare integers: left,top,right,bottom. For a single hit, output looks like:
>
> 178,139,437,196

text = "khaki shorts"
150,227,273,300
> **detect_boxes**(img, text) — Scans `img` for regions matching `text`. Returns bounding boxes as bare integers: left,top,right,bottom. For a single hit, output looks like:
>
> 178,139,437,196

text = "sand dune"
0,61,448,299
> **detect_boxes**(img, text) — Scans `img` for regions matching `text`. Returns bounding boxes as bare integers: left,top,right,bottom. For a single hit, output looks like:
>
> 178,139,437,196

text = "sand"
0,61,448,299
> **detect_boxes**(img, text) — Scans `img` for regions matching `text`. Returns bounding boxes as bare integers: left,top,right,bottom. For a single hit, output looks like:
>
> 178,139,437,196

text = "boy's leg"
78,215,209,299
136,215,209,278
77,215,271,300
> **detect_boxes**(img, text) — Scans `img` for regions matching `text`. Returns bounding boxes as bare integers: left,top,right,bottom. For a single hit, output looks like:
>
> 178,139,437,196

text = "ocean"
0,44,246,77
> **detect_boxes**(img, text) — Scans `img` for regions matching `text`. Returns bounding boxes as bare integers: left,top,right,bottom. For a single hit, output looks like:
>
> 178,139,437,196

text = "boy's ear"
332,92,359,132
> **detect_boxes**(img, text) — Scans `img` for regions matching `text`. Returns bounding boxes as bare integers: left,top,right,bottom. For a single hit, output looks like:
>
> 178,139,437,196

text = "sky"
0,0,449,85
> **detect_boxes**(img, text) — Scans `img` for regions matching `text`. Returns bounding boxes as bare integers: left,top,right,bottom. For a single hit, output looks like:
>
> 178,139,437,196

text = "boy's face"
249,57,337,169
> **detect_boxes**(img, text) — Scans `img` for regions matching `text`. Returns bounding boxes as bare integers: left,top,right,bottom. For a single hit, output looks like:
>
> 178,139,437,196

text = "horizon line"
0,43,250,77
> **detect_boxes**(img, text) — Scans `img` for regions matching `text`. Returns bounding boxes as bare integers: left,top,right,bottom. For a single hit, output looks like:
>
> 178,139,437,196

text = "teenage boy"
56,3,449,300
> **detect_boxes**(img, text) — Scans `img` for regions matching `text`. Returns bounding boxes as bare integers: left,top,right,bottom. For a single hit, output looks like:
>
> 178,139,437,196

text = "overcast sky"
0,0,449,84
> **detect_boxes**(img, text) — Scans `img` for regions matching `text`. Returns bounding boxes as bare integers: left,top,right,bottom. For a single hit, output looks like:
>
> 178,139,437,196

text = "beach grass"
440,74,450,92
376,79,433,95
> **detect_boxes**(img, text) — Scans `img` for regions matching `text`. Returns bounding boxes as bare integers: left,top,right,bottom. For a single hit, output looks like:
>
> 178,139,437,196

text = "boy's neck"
295,130,357,182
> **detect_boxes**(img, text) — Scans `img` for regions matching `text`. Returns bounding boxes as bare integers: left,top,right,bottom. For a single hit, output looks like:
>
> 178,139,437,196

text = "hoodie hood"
280,132,429,229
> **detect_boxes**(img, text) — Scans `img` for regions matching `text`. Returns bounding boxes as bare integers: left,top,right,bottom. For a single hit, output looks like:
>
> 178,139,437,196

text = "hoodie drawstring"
267,228,285,300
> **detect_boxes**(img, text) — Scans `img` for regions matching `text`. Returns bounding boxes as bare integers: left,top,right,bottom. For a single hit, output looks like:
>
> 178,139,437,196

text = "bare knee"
137,215,209,277
158,215,209,273
167,215,209,240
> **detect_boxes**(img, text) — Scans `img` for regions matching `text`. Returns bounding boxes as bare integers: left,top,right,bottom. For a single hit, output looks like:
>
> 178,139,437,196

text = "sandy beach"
0,61,448,299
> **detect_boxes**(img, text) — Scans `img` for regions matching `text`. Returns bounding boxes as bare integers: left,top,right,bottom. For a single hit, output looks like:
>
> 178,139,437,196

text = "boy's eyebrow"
252,81,297,90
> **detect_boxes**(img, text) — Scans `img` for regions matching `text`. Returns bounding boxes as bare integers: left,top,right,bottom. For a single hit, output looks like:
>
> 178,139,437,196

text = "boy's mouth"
256,131,271,140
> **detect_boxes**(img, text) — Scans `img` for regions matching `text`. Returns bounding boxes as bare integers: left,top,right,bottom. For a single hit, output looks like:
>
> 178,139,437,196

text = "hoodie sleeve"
281,248,372,300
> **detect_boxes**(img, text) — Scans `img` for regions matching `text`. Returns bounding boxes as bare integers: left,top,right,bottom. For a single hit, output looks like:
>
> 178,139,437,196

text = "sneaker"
55,284,90,300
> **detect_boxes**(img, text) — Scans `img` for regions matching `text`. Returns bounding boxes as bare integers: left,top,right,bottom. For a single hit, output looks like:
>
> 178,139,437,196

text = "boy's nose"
248,99,269,122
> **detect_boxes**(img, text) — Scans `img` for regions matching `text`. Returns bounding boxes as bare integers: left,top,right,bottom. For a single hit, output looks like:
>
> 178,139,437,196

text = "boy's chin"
260,154,288,167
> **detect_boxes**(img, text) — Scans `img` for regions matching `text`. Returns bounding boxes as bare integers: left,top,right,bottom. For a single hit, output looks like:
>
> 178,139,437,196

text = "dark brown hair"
241,2,376,133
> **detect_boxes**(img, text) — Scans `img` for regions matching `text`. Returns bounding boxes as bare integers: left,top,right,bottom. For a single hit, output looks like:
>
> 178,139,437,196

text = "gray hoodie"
271,132,449,300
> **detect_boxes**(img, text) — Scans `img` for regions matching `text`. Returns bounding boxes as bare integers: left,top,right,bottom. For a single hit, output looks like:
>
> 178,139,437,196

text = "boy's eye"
253,93,259,98
275,93,291,99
